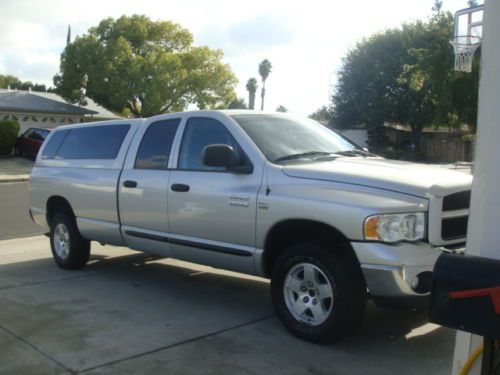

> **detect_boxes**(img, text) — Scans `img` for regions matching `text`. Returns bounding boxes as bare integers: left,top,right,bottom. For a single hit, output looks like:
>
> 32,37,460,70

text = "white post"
452,1,500,374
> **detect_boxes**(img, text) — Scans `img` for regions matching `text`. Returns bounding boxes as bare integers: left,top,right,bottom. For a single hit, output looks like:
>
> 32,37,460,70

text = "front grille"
441,216,469,240
441,190,471,241
443,191,471,211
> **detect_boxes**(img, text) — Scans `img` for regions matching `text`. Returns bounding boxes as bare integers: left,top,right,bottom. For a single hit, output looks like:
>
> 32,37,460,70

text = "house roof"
0,90,97,115
384,123,471,134
0,89,121,119
30,91,121,119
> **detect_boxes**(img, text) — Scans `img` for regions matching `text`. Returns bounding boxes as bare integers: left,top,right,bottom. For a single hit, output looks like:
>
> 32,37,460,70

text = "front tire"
50,213,90,269
270,243,367,343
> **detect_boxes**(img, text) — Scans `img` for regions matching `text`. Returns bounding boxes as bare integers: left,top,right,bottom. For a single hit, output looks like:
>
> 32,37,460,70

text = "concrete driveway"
0,236,455,375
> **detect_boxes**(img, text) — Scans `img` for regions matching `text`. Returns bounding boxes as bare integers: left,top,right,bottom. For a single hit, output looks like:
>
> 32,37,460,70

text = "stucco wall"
0,111,83,134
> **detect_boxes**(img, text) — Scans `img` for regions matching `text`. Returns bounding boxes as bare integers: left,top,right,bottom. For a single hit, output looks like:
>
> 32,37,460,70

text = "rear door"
118,116,182,257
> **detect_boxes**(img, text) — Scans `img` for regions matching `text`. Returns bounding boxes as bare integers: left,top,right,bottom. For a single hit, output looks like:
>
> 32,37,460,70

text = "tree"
53,15,238,117
0,75,47,92
227,97,247,109
331,11,479,152
309,105,332,123
246,78,258,110
258,59,272,111
0,75,21,89
276,105,288,112
66,25,71,46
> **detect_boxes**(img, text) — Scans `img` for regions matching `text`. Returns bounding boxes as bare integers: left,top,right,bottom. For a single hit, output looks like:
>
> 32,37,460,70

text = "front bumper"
351,241,464,298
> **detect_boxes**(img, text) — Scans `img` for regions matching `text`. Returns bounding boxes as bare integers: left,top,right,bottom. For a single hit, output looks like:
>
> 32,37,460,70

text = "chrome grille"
441,191,470,241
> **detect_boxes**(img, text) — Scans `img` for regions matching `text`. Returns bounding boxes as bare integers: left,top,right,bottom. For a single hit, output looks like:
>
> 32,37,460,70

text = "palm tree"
246,78,258,110
258,59,272,110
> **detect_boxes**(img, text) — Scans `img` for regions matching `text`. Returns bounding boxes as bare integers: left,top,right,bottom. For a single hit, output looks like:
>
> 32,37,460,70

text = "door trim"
124,230,253,257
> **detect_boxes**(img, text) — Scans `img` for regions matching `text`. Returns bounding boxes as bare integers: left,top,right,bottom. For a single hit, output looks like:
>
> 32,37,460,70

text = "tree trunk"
249,91,255,110
411,126,422,152
261,83,266,111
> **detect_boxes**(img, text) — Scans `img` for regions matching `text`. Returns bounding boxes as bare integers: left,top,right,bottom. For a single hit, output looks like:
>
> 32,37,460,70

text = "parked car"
28,111,472,343
15,127,51,159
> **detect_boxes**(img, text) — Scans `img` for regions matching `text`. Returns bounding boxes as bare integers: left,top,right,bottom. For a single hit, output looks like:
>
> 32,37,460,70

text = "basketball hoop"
450,35,481,73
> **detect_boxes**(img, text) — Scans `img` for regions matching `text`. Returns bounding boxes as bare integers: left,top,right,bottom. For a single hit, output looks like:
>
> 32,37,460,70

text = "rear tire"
270,242,367,343
50,213,90,270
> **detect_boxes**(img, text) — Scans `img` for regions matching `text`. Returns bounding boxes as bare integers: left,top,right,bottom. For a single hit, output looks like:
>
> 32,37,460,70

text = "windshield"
231,114,358,163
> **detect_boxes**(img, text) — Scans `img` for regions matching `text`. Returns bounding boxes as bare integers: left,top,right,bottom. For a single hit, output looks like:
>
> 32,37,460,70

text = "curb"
0,175,30,183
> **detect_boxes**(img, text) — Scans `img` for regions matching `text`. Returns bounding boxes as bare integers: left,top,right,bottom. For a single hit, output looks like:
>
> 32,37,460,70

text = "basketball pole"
451,1,500,374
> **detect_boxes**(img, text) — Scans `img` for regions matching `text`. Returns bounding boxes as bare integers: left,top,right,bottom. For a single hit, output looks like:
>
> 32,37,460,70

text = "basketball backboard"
454,4,483,39
451,4,483,72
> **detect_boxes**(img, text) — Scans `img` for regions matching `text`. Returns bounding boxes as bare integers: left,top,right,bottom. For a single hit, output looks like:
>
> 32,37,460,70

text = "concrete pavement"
0,235,455,375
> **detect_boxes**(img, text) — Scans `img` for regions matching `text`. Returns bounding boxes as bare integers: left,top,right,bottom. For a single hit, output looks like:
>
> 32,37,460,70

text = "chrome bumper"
351,241,465,298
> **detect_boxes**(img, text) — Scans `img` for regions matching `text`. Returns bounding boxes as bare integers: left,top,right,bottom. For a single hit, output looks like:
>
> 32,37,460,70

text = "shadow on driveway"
0,244,454,375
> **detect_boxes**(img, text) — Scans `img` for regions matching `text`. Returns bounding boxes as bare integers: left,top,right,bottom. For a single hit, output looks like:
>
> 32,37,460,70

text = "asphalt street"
0,182,44,240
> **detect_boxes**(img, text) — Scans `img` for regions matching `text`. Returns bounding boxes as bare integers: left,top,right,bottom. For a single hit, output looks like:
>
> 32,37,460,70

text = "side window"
24,129,34,138
30,130,45,141
178,117,244,171
135,118,180,170
56,124,130,160
41,130,69,159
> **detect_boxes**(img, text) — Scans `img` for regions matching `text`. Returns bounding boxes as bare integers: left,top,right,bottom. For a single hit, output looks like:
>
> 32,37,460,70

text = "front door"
119,117,181,257
167,116,263,274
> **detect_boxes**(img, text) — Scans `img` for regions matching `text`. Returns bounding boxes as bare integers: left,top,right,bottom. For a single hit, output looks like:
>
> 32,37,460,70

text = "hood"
282,157,472,198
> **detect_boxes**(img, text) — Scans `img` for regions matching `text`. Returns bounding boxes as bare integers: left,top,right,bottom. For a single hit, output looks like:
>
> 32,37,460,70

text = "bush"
0,119,20,155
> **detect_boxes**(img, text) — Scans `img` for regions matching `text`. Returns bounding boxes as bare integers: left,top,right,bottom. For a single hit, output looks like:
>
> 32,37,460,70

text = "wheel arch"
262,219,363,281
46,196,75,227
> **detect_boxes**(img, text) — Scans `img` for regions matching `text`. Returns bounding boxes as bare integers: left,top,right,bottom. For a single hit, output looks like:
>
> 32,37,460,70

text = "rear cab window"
135,118,180,170
42,124,131,160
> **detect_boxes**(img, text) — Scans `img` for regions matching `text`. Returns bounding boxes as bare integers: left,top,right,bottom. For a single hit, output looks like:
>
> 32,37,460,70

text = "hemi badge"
258,202,269,210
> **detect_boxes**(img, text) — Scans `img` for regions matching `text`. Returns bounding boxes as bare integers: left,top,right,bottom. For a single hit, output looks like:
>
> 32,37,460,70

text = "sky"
0,0,477,115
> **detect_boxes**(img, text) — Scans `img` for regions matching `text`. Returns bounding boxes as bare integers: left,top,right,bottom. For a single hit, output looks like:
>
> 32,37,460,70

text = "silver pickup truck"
29,110,472,342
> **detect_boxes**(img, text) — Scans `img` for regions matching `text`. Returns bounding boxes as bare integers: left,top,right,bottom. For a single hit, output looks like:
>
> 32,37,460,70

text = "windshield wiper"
274,151,335,163
333,149,374,157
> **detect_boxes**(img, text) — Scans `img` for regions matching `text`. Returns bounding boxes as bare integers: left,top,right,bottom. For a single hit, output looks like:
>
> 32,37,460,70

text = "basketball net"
450,36,481,73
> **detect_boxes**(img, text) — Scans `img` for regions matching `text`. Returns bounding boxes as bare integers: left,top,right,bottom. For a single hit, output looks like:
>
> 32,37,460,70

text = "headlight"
364,213,425,243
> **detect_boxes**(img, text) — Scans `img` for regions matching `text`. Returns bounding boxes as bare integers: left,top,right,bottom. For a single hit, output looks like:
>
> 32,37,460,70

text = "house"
0,88,121,134
330,122,474,162
383,123,474,162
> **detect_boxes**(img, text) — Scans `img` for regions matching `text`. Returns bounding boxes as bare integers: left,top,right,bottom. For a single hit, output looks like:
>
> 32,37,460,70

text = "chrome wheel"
283,262,334,326
53,223,71,260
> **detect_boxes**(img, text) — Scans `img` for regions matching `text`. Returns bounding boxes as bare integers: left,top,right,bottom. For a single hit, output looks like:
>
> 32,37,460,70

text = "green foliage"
276,105,288,113
53,15,238,117
0,75,47,92
309,105,333,123
331,11,479,152
227,97,247,109
0,120,20,155
258,59,272,83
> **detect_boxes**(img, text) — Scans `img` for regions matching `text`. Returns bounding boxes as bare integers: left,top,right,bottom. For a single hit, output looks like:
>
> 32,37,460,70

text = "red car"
15,127,52,159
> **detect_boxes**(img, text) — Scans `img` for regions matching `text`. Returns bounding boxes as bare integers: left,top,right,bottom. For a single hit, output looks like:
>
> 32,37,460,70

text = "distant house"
328,122,473,162
383,123,474,162
0,88,121,134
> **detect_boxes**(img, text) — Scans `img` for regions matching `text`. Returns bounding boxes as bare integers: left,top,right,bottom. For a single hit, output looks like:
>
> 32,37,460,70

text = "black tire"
270,243,367,343
50,213,90,270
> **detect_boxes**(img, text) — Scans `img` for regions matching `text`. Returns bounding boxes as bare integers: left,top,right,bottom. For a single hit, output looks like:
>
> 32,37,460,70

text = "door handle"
123,180,138,188
171,183,190,192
